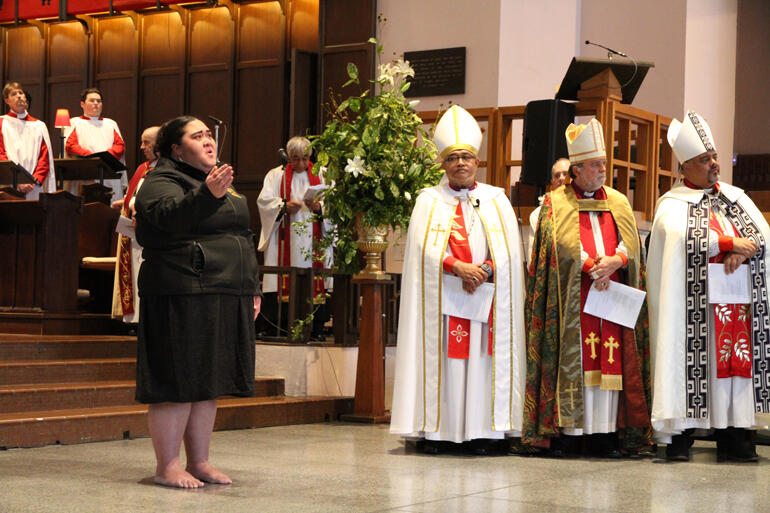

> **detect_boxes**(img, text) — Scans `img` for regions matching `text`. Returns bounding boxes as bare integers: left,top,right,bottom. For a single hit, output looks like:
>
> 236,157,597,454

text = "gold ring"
472,277,477,282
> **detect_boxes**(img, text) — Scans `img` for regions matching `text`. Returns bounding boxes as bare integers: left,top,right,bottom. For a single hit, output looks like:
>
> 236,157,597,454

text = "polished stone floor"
1,423,769,513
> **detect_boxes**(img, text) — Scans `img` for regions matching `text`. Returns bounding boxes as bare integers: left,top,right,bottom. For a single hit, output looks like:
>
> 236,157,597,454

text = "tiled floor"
1,423,769,513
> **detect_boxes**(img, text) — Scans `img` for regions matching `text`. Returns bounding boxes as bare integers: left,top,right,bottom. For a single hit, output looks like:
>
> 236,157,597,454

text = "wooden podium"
0,160,34,201
0,191,83,333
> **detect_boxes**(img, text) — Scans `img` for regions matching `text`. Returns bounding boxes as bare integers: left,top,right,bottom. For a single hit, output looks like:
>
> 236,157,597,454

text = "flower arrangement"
310,38,444,274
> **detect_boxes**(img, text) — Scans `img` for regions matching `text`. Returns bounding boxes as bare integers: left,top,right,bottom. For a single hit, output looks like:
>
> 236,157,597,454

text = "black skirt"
136,294,256,403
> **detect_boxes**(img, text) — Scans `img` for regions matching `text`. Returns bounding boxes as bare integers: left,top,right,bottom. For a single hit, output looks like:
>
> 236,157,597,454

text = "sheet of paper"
303,184,329,202
115,215,135,238
583,280,646,329
708,263,750,304
441,274,495,323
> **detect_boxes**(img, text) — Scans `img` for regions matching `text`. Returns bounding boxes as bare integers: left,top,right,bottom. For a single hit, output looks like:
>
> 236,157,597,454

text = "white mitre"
565,118,606,164
667,110,717,163
433,105,483,159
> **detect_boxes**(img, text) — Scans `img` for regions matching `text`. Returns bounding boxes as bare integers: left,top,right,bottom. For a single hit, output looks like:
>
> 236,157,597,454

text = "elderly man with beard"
523,118,651,458
647,111,770,462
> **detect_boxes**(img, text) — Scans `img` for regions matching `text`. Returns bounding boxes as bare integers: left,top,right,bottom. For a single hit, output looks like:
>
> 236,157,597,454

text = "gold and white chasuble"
390,179,526,442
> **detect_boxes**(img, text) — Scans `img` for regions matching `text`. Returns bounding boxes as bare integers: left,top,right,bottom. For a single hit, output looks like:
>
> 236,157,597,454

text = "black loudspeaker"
520,99,575,187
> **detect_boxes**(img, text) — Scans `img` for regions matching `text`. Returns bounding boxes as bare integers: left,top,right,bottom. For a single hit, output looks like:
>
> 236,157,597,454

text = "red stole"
279,162,325,301
116,160,152,315
446,201,493,359
576,186,623,390
709,208,753,378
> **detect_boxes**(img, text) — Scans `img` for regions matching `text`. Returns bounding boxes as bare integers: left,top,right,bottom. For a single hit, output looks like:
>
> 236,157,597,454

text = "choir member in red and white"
523,118,651,458
64,87,127,203
111,126,160,324
390,105,526,455
135,116,260,488
0,82,55,200
647,111,770,462
256,136,332,340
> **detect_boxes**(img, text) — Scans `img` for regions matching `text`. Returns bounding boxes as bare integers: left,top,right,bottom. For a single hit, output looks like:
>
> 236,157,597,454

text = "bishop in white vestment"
0,82,55,200
648,111,770,462
390,105,526,454
65,88,127,202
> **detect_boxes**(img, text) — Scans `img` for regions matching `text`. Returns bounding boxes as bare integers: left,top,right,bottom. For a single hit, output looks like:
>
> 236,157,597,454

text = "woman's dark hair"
156,115,198,158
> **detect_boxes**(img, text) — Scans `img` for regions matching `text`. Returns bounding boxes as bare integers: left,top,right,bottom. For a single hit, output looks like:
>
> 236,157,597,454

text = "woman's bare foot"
187,461,232,485
154,462,204,489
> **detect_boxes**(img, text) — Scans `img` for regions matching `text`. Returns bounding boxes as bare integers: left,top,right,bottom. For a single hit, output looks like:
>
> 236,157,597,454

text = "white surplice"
64,116,127,202
648,182,770,442
390,178,526,442
257,165,332,293
1,113,56,200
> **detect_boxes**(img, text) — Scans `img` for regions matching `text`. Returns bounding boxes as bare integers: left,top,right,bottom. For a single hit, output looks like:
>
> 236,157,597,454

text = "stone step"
0,378,285,413
0,358,136,385
0,396,353,449
0,335,137,361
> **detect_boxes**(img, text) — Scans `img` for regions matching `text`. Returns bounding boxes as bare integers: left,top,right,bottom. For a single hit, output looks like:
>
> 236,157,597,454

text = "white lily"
344,156,366,178
394,58,415,78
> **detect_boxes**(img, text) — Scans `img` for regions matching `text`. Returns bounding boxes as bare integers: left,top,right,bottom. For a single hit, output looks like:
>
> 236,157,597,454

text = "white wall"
377,0,501,111
580,0,687,119
683,0,737,182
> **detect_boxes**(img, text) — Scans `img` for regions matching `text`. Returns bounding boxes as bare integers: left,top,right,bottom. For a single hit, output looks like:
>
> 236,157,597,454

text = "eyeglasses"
444,154,476,164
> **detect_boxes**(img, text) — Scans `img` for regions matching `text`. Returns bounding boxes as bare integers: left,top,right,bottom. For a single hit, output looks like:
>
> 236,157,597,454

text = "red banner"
19,0,61,19
0,0,15,23
67,1,161,15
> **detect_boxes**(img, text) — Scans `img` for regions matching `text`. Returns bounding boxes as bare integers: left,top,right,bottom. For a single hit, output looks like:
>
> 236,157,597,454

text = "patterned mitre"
667,110,717,164
433,105,483,159
565,118,606,164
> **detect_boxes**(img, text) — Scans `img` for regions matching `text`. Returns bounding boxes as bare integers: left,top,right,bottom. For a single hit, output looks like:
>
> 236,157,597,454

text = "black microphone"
585,40,628,58
278,148,289,167
208,115,224,125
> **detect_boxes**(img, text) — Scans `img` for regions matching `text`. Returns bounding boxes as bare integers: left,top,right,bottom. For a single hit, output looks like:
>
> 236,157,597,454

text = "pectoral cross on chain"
564,381,579,409
604,336,619,364
430,224,445,246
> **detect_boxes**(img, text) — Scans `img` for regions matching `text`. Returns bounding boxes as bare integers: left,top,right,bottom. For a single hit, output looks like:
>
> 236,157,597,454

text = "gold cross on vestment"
584,332,600,360
564,382,579,409
604,336,619,364
487,225,503,245
430,224,445,246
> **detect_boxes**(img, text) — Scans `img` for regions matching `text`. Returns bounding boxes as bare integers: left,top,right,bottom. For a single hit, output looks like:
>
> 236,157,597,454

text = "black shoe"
548,435,582,458
465,438,494,455
666,433,692,461
416,439,444,455
587,433,622,459
716,428,759,462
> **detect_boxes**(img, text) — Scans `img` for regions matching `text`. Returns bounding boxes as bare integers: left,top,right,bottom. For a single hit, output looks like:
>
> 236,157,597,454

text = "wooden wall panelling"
187,6,235,165
235,1,287,235
94,16,139,174
139,11,186,131
289,0,319,53
4,26,47,120
318,0,376,125
47,22,90,159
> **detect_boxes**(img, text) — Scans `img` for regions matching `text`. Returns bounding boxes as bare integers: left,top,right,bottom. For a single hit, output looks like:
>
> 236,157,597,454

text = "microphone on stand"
278,148,290,168
585,40,628,58
208,115,224,125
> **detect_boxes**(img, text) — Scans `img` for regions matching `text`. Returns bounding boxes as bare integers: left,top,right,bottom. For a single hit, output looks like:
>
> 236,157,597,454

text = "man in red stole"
0,82,55,200
257,136,331,340
523,118,651,458
390,105,526,455
64,87,127,203
111,126,160,323
648,111,770,462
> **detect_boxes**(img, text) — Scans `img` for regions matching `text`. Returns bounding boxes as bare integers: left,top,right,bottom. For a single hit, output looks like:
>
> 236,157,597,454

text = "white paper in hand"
303,184,329,203
708,263,750,304
583,281,646,329
115,215,135,238
441,274,495,323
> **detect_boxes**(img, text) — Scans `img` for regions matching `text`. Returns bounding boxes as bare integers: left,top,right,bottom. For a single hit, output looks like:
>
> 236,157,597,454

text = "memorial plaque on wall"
403,47,465,97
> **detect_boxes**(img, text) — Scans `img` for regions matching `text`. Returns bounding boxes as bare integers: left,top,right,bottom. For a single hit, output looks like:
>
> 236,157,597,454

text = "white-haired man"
257,136,331,340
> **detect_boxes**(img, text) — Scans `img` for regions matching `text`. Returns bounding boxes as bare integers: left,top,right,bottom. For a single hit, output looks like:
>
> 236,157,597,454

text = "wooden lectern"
0,160,34,201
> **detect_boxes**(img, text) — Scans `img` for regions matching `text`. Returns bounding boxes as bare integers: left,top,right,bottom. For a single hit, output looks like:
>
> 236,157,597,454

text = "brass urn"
354,214,390,280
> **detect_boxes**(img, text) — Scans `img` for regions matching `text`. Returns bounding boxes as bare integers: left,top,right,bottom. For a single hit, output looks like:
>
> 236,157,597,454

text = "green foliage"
310,39,443,274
